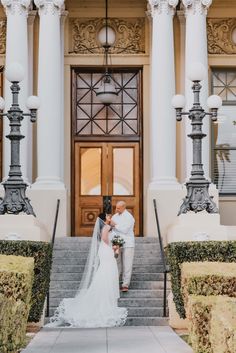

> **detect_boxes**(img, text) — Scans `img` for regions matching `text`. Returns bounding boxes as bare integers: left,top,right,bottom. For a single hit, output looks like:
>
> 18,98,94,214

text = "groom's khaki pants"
117,247,134,287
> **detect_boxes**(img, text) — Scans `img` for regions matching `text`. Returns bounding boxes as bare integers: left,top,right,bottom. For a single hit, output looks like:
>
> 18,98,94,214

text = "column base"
27,187,68,238
149,178,182,190
0,215,50,242
146,184,186,239
167,212,228,243
0,183,68,238
32,177,65,190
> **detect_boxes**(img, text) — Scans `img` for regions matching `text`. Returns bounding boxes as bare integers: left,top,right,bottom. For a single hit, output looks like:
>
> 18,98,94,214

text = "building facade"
0,0,235,239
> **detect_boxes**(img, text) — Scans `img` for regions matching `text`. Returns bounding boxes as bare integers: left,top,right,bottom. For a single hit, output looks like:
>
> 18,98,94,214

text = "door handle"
103,196,112,214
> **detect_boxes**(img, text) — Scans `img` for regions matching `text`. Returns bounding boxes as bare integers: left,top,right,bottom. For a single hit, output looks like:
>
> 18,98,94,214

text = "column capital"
34,0,65,16
182,0,212,16
147,0,178,17
1,0,31,16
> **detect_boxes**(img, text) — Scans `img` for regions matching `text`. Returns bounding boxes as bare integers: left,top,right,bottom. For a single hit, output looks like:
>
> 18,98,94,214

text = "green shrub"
0,240,52,322
166,241,236,318
187,295,236,353
181,261,236,308
0,255,34,353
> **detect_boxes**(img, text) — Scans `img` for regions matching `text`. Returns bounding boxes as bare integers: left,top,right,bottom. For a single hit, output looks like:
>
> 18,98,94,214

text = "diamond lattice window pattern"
75,70,140,137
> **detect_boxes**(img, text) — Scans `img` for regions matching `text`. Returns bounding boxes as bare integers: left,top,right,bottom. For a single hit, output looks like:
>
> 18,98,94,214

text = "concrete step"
48,306,167,318
51,257,163,266
44,315,169,327
49,296,166,309
53,243,161,251
54,237,158,244
50,272,165,282
126,307,167,317
125,317,168,326
51,264,164,274
118,298,164,307
49,280,170,291
52,249,162,258
49,289,166,299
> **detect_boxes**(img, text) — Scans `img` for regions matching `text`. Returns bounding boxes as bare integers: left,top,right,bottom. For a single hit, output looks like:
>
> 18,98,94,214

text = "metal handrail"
52,199,61,246
153,199,169,317
46,199,61,318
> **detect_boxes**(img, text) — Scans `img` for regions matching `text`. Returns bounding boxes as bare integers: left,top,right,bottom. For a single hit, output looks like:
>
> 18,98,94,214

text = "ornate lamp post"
172,62,222,215
0,63,40,216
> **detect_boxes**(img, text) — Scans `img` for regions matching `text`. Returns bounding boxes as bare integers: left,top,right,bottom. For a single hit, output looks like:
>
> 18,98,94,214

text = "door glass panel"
113,148,134,195
80,148,101,195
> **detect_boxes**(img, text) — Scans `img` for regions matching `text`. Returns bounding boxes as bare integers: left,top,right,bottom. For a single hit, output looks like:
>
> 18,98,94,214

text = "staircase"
48,237,169,326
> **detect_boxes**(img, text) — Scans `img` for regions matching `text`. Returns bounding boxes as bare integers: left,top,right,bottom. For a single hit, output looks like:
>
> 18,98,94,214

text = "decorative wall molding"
207,18,236,55
0,20,6,54
69,17,145,54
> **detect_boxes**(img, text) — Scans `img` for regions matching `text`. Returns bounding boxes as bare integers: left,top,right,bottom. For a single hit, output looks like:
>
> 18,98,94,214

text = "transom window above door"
72,68,141,138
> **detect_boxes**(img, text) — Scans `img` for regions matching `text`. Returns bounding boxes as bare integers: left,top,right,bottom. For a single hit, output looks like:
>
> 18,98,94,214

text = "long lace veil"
48,217,105,326
75,217,104,298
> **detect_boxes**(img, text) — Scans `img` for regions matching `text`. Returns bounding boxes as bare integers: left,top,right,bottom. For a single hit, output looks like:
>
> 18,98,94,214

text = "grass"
179,334,192,347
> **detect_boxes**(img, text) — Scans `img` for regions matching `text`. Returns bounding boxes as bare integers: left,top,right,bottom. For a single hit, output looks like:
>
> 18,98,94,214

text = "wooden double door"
73,142,141,236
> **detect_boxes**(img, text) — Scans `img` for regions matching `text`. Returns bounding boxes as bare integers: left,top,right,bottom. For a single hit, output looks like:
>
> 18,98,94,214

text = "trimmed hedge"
0,255,34,353
0,240,52,322
187,295,236,353
210,298,236,353
181,261,236,308
166,241,236,318
187,295,214,353
0,255,35,303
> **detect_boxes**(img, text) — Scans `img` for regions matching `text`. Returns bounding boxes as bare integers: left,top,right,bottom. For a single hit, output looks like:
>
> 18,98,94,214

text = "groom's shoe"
121,286,129,292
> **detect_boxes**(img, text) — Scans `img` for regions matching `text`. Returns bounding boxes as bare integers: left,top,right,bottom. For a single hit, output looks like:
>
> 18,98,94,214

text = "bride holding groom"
48,201,135,328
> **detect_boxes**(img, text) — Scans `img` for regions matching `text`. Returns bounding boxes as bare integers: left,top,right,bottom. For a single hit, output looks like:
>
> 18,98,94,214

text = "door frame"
0,69,3,180
71,66,143,236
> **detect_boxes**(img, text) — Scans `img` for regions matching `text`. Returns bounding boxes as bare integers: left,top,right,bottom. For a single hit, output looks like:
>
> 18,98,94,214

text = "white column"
176,10,186,183
33,0,65,189
60,11,67,181
148,0,179,189
183,0,212,180
27,10,36,182
2,0,31,182
28,11,36,96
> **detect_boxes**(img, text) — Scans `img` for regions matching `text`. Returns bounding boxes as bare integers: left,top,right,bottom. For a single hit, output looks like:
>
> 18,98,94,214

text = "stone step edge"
49,289,165,292
55,235,158,243
49,306,166,310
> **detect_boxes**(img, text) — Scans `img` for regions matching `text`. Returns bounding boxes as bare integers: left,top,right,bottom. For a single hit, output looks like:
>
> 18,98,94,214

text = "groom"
111,201,135,292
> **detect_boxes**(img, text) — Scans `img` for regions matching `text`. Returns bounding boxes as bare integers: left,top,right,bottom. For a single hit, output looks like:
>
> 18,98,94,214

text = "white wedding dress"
47,219,127,328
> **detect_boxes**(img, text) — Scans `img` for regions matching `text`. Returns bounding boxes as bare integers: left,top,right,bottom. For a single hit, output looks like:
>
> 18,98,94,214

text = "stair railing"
153,199,169,317
51,199,61,246
46,199,61,318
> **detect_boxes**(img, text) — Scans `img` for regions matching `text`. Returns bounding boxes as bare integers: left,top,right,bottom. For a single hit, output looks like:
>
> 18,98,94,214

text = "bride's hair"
98,213,106,233
98,212,106,222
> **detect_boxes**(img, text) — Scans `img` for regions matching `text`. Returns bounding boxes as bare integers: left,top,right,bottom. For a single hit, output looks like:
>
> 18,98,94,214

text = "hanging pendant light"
95,0,118,105
96,72,118,105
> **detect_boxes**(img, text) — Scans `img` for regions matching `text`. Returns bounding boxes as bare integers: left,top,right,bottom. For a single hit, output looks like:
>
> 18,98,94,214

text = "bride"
47,213,128,328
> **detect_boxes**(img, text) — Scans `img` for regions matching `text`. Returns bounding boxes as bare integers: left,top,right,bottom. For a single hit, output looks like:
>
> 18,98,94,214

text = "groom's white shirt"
111,210,135,248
